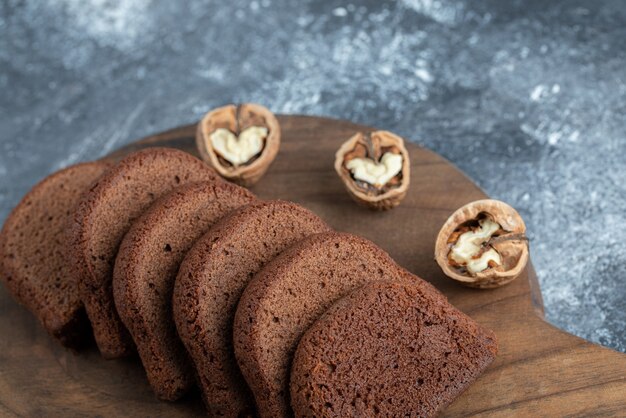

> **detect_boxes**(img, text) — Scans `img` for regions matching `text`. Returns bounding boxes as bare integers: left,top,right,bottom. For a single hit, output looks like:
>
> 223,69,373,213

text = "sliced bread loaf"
290,280,498,417
0,161,110,347
113,181,255,400
68,148,220,358
173,200,330,417
233,231,435,417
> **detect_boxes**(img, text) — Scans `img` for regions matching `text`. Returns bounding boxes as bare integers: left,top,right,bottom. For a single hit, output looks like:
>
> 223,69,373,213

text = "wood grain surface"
1,115,624,417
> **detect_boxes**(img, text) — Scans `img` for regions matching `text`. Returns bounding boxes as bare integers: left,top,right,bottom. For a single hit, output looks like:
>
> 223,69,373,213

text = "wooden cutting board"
1,115,624,417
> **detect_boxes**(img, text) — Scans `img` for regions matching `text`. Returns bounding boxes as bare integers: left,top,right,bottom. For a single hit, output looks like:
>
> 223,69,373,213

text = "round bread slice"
173,200,330,417
113,181,255,401
290,280,498,417
0,161,110,348
69,148,220,359
233,231,437,418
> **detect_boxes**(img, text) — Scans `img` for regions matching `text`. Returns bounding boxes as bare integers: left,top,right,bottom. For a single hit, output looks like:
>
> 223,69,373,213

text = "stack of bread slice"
0,147,497,417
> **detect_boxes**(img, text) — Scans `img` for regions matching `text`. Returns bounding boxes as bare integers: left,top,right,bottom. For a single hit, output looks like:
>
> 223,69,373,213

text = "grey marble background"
0,0,624,352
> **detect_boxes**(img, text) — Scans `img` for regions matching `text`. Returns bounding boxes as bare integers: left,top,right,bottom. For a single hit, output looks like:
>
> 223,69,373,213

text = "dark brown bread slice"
69,148,220,358
0,161,110,348
290,280,498,418
113,181,255,401
233,231,439,418
173,200,330,417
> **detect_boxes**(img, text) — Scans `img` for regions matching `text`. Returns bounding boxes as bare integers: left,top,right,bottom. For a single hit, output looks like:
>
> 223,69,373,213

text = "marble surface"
0,0,624,352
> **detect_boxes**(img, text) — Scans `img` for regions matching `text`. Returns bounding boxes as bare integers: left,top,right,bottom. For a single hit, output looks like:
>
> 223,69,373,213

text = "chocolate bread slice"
113,181,255,401
69,148,220,358
0,161,110,347
233,231,437,418
290,280,498,417
173,200,330,417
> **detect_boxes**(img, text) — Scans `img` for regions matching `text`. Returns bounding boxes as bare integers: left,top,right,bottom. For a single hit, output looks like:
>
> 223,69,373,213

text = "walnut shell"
196,103,280,186
334,130,410,211
434,199,529,289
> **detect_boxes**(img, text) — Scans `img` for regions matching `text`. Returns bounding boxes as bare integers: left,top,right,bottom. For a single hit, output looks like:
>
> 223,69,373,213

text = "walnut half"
434,199,529,288
196,103,280,186
334,131,410,210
